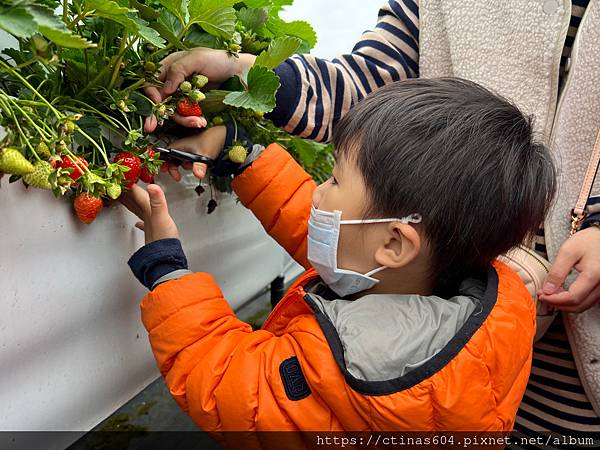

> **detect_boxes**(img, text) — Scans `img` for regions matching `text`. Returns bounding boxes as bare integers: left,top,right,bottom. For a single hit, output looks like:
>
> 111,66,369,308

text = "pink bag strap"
570,127,600,235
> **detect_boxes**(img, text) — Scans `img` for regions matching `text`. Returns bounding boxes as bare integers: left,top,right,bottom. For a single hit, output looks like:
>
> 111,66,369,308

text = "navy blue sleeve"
128,238,188,290
581,212,600,230
266,61,301,128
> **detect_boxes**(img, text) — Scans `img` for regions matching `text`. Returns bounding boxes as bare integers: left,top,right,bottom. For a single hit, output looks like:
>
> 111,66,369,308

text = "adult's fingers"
157,51,185,81
135,221,145,231
172,114,208,128
543,246,581,294
160,58,190,96
144,85,162,104
144,114,158,133
540,270,599,310
168,164,182,182
541,284,600,313
192,162,207,180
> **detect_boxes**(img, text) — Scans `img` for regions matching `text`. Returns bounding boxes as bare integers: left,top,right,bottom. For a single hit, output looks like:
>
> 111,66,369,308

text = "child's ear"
374,222,421,269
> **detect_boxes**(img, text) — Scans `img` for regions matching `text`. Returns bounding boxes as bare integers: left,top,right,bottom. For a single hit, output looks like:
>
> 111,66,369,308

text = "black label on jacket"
279,356,311,401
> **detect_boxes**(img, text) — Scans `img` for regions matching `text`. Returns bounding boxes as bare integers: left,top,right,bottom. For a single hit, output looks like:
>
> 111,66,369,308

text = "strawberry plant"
0,0,333,223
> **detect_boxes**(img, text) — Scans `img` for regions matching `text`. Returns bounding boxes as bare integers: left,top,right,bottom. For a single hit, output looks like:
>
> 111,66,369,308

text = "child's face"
312,152,391,274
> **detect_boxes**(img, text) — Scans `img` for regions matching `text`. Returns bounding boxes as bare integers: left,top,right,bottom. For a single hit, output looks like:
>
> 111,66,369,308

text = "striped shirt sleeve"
268,0,420,143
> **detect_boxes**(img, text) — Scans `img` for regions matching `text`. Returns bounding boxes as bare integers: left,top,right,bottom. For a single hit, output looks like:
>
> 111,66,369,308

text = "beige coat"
419,0,600,415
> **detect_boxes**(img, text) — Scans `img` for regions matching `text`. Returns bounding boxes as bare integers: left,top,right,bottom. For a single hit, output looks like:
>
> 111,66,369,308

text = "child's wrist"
128,238,189,290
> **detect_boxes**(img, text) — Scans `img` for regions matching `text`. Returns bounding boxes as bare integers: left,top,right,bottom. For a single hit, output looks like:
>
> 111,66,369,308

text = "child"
125,78,556,433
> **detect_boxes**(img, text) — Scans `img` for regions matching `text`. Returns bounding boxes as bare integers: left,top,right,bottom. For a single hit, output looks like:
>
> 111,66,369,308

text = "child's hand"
121,184,179,244
161,125,227,182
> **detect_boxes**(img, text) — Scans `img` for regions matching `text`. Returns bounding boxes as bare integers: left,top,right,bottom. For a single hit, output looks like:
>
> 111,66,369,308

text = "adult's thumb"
543,248,578,294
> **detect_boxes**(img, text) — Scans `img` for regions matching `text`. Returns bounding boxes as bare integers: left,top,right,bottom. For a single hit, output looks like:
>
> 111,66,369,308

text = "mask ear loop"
400,213,423,224
341,213,423,225
362,213,423,278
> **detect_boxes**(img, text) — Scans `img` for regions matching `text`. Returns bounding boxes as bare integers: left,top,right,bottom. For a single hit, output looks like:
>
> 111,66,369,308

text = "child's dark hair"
333,78,556,291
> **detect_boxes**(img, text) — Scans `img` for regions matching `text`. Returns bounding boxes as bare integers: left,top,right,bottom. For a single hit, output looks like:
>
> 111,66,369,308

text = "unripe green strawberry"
212,116,224,126
179,81,192,93
23,161,53,190
144,61,156,72
62,121,76,135
228,43,241,53
0,148,34,175
58,174,72,185
31,36,50,55
106,183,122,200
228,145,247,164
188,89,206,102
254,111,264,119
36,142,51,159
192,74,209,88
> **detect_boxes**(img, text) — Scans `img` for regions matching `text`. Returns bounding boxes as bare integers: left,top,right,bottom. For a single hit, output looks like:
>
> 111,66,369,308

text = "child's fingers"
146,184,179,240
119,184,150,219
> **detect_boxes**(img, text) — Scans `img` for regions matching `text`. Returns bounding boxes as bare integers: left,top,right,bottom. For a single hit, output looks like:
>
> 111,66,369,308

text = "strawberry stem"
77,128,110,166
0,60,62,119
1,94,56,140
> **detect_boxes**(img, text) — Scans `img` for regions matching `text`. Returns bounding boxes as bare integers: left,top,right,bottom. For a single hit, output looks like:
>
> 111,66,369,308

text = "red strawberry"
74,192,103,224
140,167,154,184
176,98,203,117
114,151,141,188
58,155,88,182
140,147,161,184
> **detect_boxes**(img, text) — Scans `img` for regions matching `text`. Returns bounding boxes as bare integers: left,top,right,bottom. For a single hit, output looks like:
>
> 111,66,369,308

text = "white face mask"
307,205,422,297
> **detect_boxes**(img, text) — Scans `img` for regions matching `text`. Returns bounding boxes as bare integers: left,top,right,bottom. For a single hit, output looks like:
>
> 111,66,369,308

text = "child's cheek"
337,224,370,273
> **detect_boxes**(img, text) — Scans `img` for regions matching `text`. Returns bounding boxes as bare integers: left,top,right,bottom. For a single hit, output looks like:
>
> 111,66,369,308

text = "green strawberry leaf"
223,65,279,113
254,36,301,69
131,17,166,48
270,0,293,12
0,7,37,38
157,0,186,22
131,0,159,21
264,17,316,49
184,26,219,48
86,0,166,47
193,7,236,38
241,0,272,8
86,0,133,18
129,91,154,117
24,5,96,48
154,8,184,46
289,136,318,167
236,7,268,31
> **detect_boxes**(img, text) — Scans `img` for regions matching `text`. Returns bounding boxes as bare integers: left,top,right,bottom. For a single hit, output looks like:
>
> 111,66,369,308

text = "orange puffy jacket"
139,144,535,432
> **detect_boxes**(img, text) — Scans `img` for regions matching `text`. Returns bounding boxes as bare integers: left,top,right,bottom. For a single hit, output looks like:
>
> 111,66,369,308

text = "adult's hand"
539,226,600,312
120,184,179,245
144,48,256,132
159,125,227,182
